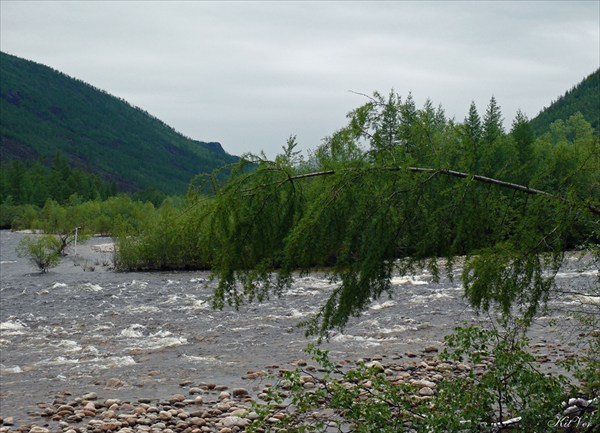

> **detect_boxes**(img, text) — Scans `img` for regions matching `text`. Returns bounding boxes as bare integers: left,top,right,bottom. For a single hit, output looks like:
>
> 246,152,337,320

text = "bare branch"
275,165,600,216
347,90,380,104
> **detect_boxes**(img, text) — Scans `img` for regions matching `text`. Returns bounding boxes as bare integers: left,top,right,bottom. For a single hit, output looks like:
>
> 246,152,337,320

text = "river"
0,230,597,427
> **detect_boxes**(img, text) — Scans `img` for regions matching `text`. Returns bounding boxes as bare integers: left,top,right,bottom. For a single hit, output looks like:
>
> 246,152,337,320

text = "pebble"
365,361,385,371
232,387,249,398
220,415,248,427
105,378,128,388
418,386,435,396
169,394,186,403
158,410,173,421
82,392,98,401
412,379,436,389
105,399,121,407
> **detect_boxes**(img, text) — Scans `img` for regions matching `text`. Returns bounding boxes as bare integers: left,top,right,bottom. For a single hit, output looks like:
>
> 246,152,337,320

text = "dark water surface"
1,230,597,425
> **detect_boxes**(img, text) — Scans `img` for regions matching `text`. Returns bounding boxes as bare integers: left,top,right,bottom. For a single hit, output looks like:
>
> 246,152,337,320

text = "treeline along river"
0,230,597,426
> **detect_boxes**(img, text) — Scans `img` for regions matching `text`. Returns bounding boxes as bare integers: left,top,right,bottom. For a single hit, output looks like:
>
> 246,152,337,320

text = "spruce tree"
464,101,482,171
483,96,504,144
510,109,535,167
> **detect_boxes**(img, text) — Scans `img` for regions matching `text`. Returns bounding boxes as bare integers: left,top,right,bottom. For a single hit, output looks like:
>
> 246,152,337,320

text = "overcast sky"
1,1,598,158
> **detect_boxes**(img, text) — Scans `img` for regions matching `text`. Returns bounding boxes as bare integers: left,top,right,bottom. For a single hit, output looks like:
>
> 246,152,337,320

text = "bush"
0,204,40,230
247,323,598,433
434,324,570,432
16,234,61,273
114,198,213,271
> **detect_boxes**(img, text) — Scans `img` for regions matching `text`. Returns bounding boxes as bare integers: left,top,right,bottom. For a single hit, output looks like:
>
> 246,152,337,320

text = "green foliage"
16,234,60,273
130,188,169,208
483,96,504,146
3,194,162,247
0,202,38,229
510,110,536,184
198,92,598,337
114,197,212,271
34,198,90,255
247,323,597,433
530,69,600,136
463,101,483,172
106,92,599,339
0,51,238,194
0,153,116,209
436,324,570,432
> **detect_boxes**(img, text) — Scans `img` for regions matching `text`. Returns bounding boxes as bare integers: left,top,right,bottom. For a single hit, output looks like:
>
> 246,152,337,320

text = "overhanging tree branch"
274,165,600,217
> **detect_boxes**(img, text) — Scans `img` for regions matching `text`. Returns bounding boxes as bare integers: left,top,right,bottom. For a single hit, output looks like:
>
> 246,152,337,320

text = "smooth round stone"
418,387,434,396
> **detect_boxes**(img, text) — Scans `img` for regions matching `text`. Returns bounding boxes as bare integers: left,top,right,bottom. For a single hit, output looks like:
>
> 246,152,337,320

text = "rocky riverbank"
0,350,450,433
0,343,596,433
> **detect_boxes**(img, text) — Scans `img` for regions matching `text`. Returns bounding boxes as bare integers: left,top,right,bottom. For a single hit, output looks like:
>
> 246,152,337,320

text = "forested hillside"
1,154,117,207
0,51,238,193
530,69,600,135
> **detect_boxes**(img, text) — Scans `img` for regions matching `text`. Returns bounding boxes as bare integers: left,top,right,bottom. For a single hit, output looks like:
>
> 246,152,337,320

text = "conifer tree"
464,101,482,143
4,160,28,204
463,101,482,171
510,109,535,167
483,96,504,144
399,92,418,152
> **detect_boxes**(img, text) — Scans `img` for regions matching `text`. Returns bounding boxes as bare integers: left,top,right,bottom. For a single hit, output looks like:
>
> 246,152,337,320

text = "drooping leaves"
203,92,599,337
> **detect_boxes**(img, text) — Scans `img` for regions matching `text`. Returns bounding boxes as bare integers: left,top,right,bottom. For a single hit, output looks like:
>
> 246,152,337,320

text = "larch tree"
202,92,599,337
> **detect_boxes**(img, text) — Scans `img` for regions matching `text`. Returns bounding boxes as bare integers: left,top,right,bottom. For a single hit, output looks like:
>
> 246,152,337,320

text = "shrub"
16,234,61,273
247,323,598,433
433,323,570,432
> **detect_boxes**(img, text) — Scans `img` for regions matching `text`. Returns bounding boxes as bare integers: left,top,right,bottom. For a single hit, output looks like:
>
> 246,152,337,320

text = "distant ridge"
0,51,238,193
530,69,600,136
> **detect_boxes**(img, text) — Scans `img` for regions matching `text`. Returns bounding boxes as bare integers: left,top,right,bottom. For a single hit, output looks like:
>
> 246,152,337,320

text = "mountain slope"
0,51,238,193
529,69,600,136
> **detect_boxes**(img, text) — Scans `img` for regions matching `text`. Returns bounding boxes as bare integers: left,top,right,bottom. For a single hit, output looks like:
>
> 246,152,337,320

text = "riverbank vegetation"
0,150,185,236
1,194,160,234
15,233,61,273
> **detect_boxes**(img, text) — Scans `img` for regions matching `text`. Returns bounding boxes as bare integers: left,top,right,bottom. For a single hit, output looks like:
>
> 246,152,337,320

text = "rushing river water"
0,230,598,426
